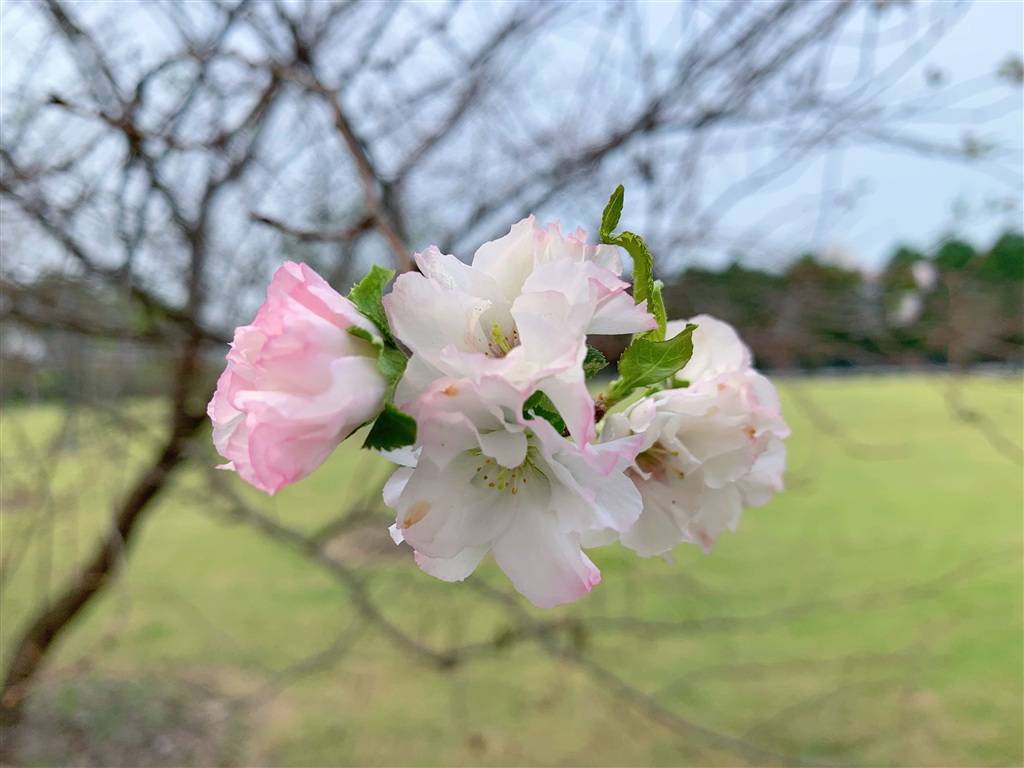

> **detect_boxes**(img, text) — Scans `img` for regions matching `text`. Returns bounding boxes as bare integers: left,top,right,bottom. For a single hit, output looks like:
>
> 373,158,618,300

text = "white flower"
912,260,937,291
385,375,644,608
601,316,789,557
383,216,655,444
668,314,752,383
891,292,923,327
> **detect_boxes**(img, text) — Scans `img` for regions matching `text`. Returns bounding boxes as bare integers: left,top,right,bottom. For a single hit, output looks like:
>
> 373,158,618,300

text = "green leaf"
347,325,408,401
609,323,697,402
602,384,659,421
376,346,407,397
647,280,667,340
613,231,653,304
600,185,624,240
583,346,609,378
598,186,666,338
363,403,417,451
347,264,395,341
346,326,376,344
523,391,567,434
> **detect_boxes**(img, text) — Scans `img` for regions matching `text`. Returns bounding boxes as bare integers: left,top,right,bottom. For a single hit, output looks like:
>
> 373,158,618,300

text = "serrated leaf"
522,391,567,434
347,324,409,401
600,185,624,240
583,346,609,378
346,326,376,344
598,186,666,337
613,231,654,304
376,345,407,396
347,264,395,341
646,280,667,340
363,403,417,451
609,323,697,401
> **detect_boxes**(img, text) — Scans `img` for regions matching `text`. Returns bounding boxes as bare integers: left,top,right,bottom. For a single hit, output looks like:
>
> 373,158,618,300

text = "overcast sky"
523,0,1023,273
784,0,1022,270
2,0,1020,276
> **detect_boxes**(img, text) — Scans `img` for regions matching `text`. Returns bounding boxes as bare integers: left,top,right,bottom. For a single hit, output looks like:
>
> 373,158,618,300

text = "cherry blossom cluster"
208,189,789,608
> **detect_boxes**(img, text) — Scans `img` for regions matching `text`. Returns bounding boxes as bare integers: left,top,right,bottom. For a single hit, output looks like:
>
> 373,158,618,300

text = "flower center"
470,443,542,495
486,322,520,358
632,441,681,483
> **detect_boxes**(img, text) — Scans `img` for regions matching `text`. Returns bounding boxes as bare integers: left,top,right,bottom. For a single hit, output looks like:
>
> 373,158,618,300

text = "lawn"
1,375,1022,766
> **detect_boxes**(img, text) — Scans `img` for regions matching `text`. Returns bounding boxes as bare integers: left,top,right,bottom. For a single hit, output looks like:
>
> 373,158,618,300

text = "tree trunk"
0,409,206,737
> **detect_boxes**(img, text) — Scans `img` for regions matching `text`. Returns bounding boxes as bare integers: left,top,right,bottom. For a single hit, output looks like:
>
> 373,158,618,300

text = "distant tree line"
663,229,1024,371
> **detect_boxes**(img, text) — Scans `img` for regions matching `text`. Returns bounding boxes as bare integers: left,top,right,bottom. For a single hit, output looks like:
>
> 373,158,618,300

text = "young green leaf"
347,323,409,402
347,264,395,341
346,325,376,345
602,384,659,421
363,402,417,451
600,185,624,240
613,231,653,304
598,186,666,339
522,391,567,434
609,322,697,401
376,345,407,397
647,280,667,340
583,345,609,378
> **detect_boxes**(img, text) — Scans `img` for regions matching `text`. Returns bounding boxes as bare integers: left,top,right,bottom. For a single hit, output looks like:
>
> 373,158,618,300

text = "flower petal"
392,454,516,560
384,270,491,363
414,546,488,582
491,496,601,609
471,216,539,300
673,314,752,383
207,264,386,494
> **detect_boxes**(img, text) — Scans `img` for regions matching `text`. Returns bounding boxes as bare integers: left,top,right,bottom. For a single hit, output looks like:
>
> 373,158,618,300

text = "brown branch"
0,404,208,733
250,211,373,243
943,379,1024,466
577,546,1021,638
465,580,805,766
0,176,228,346
42,0,123,108
274,65,412,272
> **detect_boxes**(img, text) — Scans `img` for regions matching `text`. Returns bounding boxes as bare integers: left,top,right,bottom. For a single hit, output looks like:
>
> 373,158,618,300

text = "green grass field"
2,375,1022,766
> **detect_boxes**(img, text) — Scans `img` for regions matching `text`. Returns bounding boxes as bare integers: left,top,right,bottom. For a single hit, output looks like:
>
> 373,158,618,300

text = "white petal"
538,368,596,446
543,434,644,534
510,291,588,363
383,467,413,507
414,546,488,582
408,377,526,468
684,484,744,552
491,496,601,609
674,314,752,383
619,486,686,557
395,353,443,406
415,246,503,303
478,428,529,468
377,446,420,468
589,293,657,335
384,271,491,363
740,438,786,506
393,455,515,559
591,243,623,274
472,216,539,299
389,523,405,545
520,259,596,309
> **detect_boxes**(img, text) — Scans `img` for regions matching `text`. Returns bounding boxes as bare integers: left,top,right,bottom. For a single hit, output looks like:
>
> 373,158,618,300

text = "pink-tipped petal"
207,263,387,494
